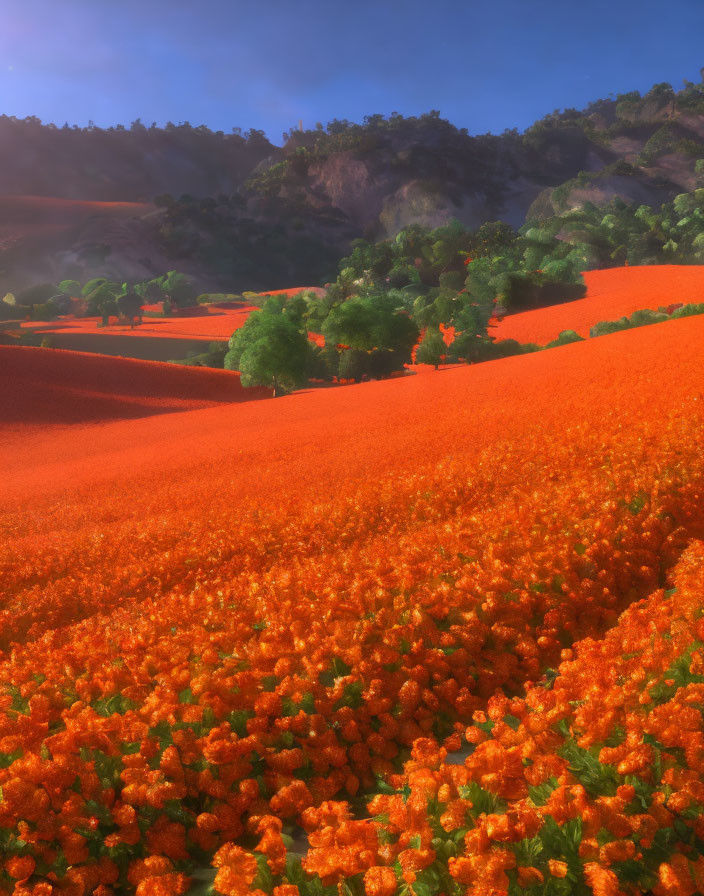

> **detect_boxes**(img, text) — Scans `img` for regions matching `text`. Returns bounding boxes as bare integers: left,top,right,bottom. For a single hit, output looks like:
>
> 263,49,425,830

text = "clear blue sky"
2,0,703,144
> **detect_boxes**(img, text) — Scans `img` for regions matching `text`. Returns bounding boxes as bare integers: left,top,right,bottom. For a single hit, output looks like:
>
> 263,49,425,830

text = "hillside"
0,345,266,425
2,291,704,893
5,297,704,502
493,263,704,343
2,78,704,294
0,118,275,200
0,195,175,289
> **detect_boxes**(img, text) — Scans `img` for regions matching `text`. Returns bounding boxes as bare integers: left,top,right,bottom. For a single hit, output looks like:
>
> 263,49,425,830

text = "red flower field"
2,266,704,895
0,346,268,426
492,264,704,344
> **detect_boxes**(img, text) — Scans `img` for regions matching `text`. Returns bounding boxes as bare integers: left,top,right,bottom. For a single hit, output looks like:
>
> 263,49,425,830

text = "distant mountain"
0,117,275,199
245,85,704,237
1,78,703,292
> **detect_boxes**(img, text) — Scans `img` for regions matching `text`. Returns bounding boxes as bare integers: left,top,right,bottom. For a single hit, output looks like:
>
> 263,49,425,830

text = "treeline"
1,270,199,325
590,301,704,337
535,188,704,267
0,116,274,199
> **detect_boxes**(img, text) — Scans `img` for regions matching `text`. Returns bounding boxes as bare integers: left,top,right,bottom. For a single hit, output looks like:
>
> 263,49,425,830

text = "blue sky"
1,0,703,144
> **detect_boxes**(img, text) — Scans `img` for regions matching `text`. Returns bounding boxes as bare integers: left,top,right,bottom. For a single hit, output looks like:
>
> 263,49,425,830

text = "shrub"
590,317,630,337
671,301,704,319
545,330,585,349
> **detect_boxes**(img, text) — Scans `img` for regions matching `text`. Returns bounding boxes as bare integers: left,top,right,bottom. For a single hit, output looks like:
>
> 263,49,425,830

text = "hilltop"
2,78,704,293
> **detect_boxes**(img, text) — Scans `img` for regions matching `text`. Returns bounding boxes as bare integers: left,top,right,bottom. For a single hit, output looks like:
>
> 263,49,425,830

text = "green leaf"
528,776,559,807
178,688,197,704
458,781,507,817
559,739,618,797
333,681,364,711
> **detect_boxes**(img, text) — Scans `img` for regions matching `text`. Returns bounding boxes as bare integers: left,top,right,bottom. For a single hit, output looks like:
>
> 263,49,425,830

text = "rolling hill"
3,226,704,896
492,263,704,343
0,344,266,426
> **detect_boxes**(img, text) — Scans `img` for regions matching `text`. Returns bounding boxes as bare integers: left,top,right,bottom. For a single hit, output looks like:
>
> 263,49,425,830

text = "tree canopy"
225,308,312,396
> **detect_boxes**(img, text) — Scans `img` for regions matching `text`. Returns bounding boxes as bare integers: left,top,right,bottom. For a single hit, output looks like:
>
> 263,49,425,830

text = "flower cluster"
278,539,704,896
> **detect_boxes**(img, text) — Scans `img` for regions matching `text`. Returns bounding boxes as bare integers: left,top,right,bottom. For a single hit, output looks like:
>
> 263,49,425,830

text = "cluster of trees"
79,270,200,324
590,301,704,337
0,115,275,200
1,283,71,322
220,217,591,394
245,110,509,208
539,188,704,267
2,270,199,325
224,292,421,396
222,183,704,395
522,77,704,147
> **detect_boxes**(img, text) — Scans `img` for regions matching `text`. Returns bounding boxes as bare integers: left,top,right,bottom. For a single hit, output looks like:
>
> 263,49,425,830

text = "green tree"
415,326,446,369
225,310,311,396
58,279,81,296
322,298,376,349
162,271,198,307
116,291,143,327
322,295,418,355
337,348,370,381
81,277,108,298
86,284,118,325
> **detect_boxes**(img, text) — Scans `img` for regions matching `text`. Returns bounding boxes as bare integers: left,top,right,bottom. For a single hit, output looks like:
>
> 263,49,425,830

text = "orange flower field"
492,265,704,344
3,267,704,895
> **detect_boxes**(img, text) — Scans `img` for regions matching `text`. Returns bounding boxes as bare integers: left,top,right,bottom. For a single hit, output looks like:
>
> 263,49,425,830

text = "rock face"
245,103,704,243
1,82,704,290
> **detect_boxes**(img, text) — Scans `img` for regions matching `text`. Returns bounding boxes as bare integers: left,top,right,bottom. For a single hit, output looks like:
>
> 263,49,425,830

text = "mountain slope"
2,80,704,293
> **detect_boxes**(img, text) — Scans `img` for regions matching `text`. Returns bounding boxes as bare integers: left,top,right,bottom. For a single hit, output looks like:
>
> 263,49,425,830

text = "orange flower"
214,866,254,896
547,859,568,878
583,862,624,896
135,873,190,896
363,867,397,896
517,866,544,886
212,844,258,882
5,856,35,880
